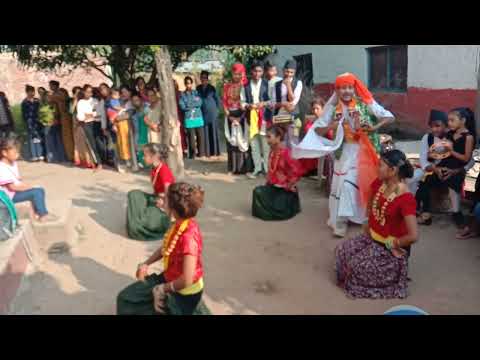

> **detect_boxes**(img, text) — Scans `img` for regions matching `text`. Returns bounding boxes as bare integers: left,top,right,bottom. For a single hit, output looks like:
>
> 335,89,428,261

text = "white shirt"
76,98,97,122
0,161,21,199
419,133,474,171
240,80,269,135
314,95,394,130
267,76,282,103
240,79,263,107
275,78,303,107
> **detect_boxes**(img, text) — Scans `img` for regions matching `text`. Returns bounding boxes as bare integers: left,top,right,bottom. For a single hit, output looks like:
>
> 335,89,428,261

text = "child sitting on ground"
416,107,476,227
118,182,208,315
126,143,175,241
0,138,57,223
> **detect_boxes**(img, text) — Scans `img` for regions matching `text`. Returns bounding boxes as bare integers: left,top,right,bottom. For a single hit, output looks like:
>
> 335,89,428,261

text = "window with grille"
293,53,313,87
367,45,407,92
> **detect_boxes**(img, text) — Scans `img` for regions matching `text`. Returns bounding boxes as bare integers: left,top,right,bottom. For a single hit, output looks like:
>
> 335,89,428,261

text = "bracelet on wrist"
385,239,393,250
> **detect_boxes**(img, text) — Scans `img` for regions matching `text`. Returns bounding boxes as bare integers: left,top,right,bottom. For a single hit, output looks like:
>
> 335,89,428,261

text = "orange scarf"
337,99,379,208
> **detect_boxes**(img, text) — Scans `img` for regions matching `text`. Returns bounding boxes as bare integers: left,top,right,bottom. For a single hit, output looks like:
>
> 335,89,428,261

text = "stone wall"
0,54,111,105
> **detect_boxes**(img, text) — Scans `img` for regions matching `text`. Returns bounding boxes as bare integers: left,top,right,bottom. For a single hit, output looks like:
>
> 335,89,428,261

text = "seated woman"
335,150,418,299
126,143,174,241
252,125,303,221
118,182,210,315
0,137,57,223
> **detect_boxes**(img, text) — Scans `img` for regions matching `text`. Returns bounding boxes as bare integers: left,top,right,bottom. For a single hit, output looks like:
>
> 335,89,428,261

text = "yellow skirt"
116,120,131,161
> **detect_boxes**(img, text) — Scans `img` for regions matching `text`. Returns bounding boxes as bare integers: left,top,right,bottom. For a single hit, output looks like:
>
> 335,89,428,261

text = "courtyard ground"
8,152,480,315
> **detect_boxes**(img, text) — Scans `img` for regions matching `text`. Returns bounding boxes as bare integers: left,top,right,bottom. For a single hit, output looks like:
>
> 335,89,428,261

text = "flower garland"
162,219,190,271
371,183,399,226
269,149,281,175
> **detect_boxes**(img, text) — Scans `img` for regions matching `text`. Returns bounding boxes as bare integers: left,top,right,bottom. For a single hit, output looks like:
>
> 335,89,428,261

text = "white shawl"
224,116,249,152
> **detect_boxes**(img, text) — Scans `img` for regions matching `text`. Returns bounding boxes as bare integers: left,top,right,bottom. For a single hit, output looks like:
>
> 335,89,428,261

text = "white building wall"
408,45,479,89
272,45,371,84
274,45,480,90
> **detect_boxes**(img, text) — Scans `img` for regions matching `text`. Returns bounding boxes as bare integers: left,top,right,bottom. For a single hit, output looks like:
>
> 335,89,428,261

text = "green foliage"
1,45,275,87
216,45,275,82
11,104,26,139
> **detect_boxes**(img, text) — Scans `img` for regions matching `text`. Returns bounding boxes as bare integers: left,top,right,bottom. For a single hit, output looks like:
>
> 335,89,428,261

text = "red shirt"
164,219,204,283
368,178,417,239
267,146,302,191
151,163,175,195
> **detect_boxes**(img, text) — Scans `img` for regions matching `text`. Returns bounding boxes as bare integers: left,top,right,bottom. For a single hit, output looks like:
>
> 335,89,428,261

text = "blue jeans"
44,125,66,163
474,203,480,223
27,131,45,160
13,188,48,216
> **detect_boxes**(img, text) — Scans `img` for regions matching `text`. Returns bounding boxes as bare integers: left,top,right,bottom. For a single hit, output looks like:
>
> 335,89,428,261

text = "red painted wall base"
313,83,477,131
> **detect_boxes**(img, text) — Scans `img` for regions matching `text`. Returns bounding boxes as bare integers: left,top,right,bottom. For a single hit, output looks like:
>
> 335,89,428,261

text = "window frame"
367,45,408,93
293,53,314,88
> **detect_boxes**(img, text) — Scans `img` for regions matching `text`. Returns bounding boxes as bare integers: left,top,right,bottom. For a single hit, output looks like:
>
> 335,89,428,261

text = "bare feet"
94,164,103,172
36,214,59,223
456,226,477,240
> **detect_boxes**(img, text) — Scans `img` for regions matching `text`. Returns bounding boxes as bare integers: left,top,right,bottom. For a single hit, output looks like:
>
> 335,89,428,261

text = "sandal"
456,227,477,240
417,213,432,226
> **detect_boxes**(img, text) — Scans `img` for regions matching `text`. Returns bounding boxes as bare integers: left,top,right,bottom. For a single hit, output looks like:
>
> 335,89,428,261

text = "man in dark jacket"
241,61,271,179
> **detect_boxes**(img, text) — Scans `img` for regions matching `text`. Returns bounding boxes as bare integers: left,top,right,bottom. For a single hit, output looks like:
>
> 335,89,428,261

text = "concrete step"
0,221,38,315
15,199,79,255
1,198,78,314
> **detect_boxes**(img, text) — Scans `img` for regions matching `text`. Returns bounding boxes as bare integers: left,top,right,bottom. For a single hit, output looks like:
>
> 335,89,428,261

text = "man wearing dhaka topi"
292,73,395,237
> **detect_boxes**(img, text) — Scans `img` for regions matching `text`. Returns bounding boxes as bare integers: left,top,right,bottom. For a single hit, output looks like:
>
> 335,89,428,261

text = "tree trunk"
154,46,185,179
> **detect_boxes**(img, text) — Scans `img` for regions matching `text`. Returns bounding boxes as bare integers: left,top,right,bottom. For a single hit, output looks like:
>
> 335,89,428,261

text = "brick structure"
0,54,111,105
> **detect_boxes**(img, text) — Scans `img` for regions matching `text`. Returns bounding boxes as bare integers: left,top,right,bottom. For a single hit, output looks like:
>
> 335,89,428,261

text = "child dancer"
127,143,175,241
252,125,303,221
118,182,208,315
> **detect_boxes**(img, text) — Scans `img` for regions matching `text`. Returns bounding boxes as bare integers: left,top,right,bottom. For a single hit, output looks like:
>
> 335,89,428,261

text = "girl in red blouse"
126,143,175,241
118,182,208,315
252,125,303,221
335,149,419,299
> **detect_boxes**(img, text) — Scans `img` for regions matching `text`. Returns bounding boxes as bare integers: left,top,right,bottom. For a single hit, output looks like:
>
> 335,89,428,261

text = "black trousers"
82,122,103,165
416,172,463,213
187,127,206,159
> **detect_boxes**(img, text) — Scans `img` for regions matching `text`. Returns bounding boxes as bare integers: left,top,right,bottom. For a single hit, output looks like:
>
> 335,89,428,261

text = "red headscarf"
335,72,374,105
231,63,248,86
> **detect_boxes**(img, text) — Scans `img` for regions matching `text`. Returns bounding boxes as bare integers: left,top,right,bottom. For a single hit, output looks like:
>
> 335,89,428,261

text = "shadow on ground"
11,249,134,315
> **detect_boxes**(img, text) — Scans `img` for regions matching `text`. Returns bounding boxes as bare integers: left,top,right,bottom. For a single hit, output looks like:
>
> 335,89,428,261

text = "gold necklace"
371,183,399,226
269,148,281,174
162,219,190,258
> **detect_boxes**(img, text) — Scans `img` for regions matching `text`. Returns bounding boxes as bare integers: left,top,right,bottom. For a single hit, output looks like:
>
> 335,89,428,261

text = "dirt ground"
9,155,480,315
